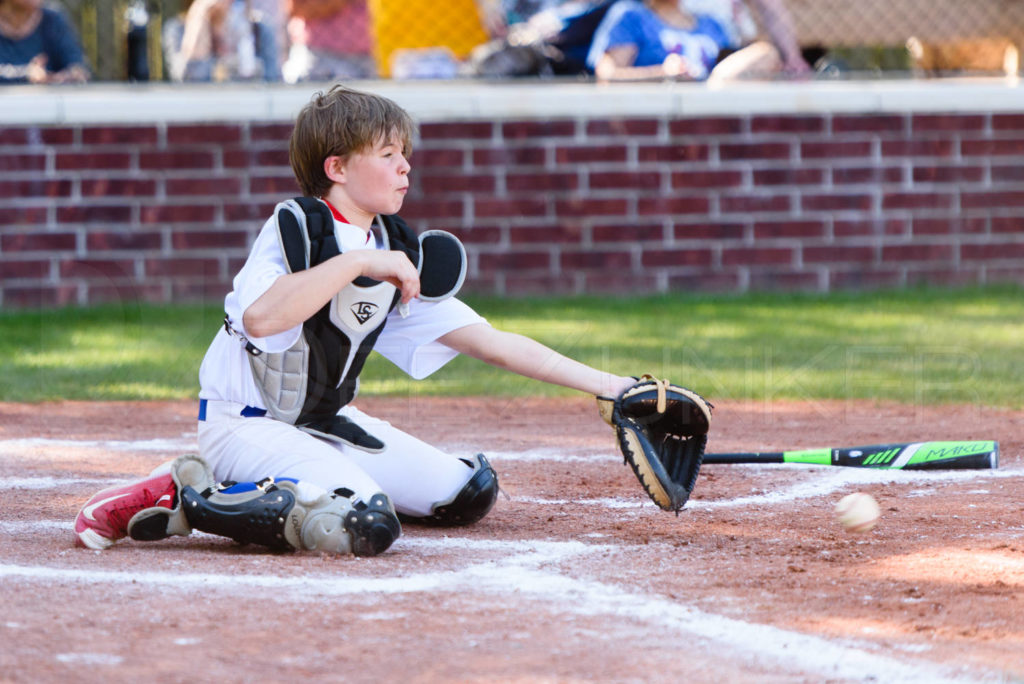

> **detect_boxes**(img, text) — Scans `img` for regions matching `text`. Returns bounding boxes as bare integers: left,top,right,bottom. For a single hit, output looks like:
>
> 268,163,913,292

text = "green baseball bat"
704,440,998,470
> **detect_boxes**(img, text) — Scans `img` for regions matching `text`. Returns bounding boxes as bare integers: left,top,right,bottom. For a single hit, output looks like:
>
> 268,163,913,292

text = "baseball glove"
597,375,713,513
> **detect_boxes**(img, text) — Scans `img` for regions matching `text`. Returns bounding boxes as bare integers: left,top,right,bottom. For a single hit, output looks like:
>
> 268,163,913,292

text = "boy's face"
330,135,410,218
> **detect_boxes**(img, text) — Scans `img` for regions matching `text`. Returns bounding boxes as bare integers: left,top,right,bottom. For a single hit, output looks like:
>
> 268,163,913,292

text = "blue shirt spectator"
0,0,88,83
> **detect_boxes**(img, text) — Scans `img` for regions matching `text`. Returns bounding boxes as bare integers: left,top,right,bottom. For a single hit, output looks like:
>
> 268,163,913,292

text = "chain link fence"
53,0,1024,82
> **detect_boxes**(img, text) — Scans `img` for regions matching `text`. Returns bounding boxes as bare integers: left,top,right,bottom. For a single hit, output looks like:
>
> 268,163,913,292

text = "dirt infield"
2,397,1022,683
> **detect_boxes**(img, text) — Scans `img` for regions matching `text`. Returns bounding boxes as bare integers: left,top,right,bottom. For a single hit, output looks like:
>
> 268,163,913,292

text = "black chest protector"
243,197,466,442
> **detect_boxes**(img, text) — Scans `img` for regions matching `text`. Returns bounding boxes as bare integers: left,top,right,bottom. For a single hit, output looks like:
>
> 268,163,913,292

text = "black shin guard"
181,482,297,551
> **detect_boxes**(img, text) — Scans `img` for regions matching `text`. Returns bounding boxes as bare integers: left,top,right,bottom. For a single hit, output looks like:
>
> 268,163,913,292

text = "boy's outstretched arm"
439,323,635,397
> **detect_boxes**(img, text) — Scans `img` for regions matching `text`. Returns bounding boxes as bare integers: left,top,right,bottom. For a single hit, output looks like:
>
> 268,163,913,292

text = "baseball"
834,492,880,533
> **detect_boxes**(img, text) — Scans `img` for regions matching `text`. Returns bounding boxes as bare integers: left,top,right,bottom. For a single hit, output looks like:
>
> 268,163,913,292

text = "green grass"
2,286,1022,406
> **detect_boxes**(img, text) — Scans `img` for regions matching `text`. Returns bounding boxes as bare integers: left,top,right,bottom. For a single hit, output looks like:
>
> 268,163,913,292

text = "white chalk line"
0,437,198,455
0,537,981,684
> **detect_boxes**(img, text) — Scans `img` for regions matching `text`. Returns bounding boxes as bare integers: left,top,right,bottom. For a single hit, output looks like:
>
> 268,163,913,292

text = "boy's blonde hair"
290,85,414,198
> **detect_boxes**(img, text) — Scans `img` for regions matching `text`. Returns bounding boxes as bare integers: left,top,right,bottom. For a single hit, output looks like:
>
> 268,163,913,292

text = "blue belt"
198,398,268,421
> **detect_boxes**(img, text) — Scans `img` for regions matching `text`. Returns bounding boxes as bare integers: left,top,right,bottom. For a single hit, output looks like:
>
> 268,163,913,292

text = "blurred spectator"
688,0,810,81
164,0,280,82
587,0,731,81
0,0,88,83
282,0,375,82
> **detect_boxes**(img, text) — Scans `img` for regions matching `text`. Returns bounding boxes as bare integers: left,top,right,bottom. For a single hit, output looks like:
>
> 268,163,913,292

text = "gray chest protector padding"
244,198,466,450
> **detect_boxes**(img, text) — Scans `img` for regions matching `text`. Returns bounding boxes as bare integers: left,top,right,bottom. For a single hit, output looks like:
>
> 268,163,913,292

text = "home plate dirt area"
1,397,1022,683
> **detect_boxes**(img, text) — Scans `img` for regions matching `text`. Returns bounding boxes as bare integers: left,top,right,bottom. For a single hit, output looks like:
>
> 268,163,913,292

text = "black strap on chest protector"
277,199,421,423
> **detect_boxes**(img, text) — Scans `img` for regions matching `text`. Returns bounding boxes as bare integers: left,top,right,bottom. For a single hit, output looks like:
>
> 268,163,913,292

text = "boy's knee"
409,453,499,527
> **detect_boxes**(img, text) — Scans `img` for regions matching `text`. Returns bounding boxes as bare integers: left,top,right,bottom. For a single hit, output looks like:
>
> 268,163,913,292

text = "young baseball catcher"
74,85,712,557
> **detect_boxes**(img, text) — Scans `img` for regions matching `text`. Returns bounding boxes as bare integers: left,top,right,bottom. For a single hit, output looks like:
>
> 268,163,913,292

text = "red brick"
140,150,216,170
555,197,628,218
145,257,222,277
906,267,983,288
58,205,132,223
911,218,986,235
80,177,157,197
561,250,632,269
802,141,872,159
506,172,577,192
87,283,168,304
637,196,710,215
722,247,794,266
962,191,1024,209
502,273,577,295
2,232,75,252
249,123,293,142
556,145,628,164
719,142,791,161
962,138,1024,156
751,116,825,133
992,165,1024,182
139,205,217,224
509,223,583,244
753,168,824,186
640,248,712,267
420,122,493,140
56,152,133,171
992,216,1024,233
223,147,290,168
881,139,955,157
224,202,278,222
883,192,953,210
478,250,551,271
472,147,543,167
39,128,75,145
801,193,872,212
832,115,905,133
0,129,29,145
82,126,158,145
586,119,659,136
911,114,986,132
167,177,243,196
3,285,77,308
59,258,134,278
667,272,741,292
0,153,47,172
753,220,825,239
720,195,790,213
668,117,743,136
249,175,300,195
749,271,820,291
961,242,1024,260
171,280,235,302
439,224,501,244
832,166,903,184
396,199,465,221
673,223,744,241
834,218,907,237
881,244,954,262
913,165,985,184
416,147,467,168
993,114,1024,130
476,198,548,218
87,231,162,251
671,170,743,189
0,259,49,279
167,124,242,145
0,206,48,225
0,179,72,198
638,144,709,163
803,245,874,263
584,272,662,294
589,171,659,190
417,173,497,194
502,120,576,139
171,230,248,250
593,223,663,242
830,269,903,290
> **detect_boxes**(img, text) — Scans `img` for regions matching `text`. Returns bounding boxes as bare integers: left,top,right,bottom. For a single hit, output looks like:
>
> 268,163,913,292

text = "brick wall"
2,103,1024,307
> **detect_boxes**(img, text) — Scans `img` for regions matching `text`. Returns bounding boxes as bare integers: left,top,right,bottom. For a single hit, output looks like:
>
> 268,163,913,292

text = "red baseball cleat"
74,473,176,550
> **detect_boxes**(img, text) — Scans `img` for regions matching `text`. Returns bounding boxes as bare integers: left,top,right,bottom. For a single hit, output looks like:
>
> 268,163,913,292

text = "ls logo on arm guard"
351,302,379,325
